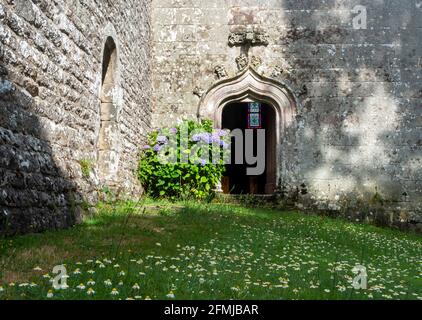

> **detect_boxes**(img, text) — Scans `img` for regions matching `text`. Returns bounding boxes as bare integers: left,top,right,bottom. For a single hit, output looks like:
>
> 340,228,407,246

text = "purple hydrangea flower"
199,159,207,167
220,140,230,149
191,134,201,142
142,145,151,150
170,127,178,134
153,144,162,152
218,129,229,137
192,132,215,144
157,136,168,145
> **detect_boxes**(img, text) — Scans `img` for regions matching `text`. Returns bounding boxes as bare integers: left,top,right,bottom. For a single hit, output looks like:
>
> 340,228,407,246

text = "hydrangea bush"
138,120,230,200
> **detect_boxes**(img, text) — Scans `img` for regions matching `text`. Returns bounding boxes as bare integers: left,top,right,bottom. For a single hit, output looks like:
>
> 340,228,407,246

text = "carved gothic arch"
197,67,298,191
198,67,297,126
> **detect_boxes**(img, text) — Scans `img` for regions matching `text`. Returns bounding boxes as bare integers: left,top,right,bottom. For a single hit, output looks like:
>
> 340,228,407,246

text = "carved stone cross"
228,26,269,48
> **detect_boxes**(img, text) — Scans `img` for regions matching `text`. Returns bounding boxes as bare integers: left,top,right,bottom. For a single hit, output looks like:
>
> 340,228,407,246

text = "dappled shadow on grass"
0,202,421,300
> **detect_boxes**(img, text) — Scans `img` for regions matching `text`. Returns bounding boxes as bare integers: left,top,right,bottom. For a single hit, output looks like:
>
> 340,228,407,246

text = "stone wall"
0,0,152,235
152,0,422,231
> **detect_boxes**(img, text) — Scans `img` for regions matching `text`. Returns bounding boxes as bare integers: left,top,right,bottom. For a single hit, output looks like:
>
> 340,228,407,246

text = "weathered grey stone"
0,0,151,235
0,0,421,235
151,0,421,231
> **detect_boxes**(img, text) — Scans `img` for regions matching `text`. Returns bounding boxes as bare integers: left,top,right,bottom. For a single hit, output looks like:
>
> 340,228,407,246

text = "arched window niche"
98,26,121,184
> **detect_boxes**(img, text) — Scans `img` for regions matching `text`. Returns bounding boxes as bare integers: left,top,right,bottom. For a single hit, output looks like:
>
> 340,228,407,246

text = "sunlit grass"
0,201,421,300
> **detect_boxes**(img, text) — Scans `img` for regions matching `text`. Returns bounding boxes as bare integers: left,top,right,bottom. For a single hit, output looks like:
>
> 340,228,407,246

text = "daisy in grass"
77,283,86,290
87,279,96,286
47,290,54,298
104,279,112,286
87,288,95,296
111,288,119,296
0,286,4,292
33,266,42,271
132,283,141,290
166,291,176,299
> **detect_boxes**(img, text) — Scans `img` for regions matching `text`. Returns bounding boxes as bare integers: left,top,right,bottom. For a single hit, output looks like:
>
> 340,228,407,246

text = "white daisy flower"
77,283,86,290
47,290,54,298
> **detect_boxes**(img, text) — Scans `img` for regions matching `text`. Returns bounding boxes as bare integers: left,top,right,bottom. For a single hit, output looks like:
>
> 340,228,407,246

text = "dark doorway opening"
222,101,277,195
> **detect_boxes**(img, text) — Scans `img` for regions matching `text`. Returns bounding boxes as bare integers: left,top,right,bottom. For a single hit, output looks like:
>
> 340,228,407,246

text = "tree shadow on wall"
0,63,84,236
273,0,421,231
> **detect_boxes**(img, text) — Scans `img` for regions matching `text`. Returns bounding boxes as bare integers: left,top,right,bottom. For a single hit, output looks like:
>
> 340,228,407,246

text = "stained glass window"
248,102,262,129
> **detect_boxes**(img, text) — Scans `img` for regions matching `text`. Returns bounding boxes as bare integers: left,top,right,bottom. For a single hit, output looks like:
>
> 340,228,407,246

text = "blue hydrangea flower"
157,136,168,144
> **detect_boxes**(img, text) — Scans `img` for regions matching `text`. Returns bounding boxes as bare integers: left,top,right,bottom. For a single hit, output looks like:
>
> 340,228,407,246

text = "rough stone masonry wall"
0,0,151,235
152,0,422,231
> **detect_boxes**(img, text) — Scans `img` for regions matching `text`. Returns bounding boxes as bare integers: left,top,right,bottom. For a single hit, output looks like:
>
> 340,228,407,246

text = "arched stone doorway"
198,67,297,194
222,101,277,194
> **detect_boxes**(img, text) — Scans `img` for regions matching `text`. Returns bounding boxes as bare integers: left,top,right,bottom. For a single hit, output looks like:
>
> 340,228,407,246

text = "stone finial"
271,65,284,78
214,65,228,80
193,86,205,98
297,84,308,97
251,56,262,69
235,54,249,72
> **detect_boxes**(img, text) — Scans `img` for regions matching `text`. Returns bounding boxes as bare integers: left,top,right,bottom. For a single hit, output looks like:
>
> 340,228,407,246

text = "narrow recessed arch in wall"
197,67,298,190
98,23,122,184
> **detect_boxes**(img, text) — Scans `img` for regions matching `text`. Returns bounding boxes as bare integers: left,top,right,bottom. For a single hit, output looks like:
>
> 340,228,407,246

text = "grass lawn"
0,200,421,300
